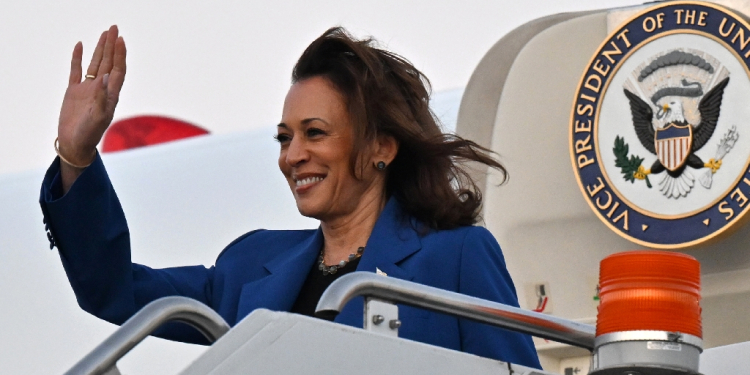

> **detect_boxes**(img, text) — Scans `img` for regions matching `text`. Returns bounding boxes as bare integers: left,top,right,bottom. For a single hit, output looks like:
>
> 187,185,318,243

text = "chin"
294,199,323,219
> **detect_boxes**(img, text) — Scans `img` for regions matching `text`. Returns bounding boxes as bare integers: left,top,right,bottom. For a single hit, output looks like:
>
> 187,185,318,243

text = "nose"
284,136,309,167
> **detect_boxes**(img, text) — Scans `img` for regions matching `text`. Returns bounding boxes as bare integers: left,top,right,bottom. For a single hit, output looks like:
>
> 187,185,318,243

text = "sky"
0,0,641,176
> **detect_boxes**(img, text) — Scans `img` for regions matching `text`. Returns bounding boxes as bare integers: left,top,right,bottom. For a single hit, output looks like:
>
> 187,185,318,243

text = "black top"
290,256,361,320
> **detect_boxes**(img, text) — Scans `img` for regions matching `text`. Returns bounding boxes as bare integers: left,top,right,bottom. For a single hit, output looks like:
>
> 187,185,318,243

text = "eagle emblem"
617,50,736,199
570,1,750,248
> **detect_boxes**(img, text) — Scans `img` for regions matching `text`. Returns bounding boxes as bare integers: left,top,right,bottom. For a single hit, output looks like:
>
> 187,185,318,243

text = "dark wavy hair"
292,27,506,230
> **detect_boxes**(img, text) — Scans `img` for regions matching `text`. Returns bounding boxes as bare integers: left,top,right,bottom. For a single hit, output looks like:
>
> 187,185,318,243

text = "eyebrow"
276,117,330,130
303,117,330,126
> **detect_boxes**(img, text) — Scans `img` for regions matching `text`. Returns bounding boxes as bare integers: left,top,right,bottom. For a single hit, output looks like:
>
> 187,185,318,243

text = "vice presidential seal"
570,1,750,248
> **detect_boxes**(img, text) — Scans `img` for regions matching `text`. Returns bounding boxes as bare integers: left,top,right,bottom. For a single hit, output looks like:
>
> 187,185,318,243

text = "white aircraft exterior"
4,1,750,374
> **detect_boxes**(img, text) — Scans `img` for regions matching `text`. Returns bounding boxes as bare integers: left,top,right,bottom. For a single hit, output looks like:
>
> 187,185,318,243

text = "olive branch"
613,136,651,188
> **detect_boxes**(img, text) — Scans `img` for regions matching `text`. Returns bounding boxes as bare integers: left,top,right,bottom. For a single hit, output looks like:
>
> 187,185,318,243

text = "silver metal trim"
592,340,702,374
64,296,230,375
316,272,596,350
595,330,703,350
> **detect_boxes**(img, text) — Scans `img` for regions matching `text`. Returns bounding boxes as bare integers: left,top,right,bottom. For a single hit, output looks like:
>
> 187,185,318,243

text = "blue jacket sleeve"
458,226,541,369
39,155,214,344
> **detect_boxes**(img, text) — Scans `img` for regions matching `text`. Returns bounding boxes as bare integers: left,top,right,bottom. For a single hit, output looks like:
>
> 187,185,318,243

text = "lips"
292,174,326,193
296,176,324,187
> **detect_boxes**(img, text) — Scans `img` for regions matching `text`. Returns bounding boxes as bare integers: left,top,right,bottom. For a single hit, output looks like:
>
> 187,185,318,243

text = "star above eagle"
623,77,729,198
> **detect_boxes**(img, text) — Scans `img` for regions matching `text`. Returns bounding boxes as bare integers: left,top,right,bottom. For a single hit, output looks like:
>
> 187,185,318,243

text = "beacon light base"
590,330,702,375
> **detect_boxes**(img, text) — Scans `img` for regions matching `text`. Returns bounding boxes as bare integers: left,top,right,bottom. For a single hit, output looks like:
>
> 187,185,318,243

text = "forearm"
41,154,138,323
58,151,89,194
36,26,214,343
60,163,84,194
40,157,216,343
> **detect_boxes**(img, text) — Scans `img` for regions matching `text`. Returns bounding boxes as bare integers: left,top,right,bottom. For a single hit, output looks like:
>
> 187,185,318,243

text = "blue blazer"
39,155,540,369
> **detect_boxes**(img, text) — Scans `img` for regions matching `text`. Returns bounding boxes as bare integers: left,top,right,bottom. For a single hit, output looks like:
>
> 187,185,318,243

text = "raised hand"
57,25,126,191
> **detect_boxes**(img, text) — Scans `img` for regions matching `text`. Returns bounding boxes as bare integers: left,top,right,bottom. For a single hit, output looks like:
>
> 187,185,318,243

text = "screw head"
372,315,384,325
389,319,401,329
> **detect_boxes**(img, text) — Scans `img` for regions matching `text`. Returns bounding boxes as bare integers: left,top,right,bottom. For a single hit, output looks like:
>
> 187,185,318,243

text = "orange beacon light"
591,250,702,375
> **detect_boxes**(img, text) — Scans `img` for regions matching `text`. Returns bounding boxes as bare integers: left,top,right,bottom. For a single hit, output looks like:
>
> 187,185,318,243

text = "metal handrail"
64,296,230,375
316,272,596,350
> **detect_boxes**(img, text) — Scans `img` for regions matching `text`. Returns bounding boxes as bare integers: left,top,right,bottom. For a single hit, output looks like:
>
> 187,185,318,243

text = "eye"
306,127,327,137
274,133,291,144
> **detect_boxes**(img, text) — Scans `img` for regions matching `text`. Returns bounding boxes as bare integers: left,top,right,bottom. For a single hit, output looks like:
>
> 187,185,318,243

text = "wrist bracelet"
54,137,95,169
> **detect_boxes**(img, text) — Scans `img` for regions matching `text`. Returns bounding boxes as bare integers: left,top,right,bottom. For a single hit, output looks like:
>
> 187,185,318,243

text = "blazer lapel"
235,228,322,323
335,198,422,327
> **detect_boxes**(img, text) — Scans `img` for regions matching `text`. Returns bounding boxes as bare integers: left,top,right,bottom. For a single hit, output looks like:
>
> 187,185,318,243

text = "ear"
372,134,399,166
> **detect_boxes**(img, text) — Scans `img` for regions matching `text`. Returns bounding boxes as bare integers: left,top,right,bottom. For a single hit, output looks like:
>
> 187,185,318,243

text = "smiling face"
277,76,387,222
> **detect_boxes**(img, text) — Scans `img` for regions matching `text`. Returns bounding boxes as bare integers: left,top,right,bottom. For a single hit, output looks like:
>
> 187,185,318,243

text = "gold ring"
85,74,96,80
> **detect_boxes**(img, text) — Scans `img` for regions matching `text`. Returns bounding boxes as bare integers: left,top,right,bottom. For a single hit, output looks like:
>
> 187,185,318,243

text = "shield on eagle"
655,123,693,171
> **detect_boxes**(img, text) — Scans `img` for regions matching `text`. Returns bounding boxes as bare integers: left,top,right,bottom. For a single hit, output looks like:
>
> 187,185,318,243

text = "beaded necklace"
318,246,364,275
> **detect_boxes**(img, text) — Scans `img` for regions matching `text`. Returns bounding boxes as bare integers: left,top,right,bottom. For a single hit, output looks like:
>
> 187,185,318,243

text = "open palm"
58,25,126,168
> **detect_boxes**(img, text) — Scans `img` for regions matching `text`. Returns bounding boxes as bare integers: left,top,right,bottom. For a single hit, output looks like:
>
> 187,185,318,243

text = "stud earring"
376,161,386,170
